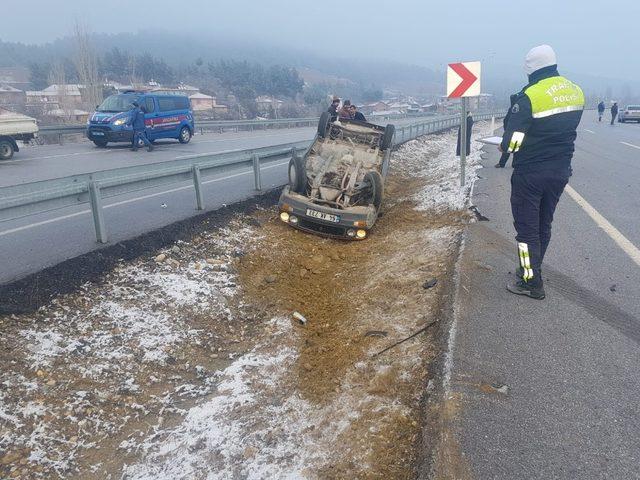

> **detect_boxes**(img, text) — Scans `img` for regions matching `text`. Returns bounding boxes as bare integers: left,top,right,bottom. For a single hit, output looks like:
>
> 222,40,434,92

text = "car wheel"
179,126,192,144
380,124,395,150
364,171,383,210
0,140,15,160
317,111,330,138
288,155,306,193
93,139,108,148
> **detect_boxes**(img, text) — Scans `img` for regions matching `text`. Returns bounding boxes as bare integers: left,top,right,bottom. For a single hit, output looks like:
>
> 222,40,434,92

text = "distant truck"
0,109,39,160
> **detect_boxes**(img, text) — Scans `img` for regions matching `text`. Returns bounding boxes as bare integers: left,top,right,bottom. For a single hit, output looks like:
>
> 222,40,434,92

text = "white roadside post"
446,61,481,187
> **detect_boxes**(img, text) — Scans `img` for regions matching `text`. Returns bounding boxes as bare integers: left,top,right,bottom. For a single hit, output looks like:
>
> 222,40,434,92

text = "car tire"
317,111,330,138
93,139,108,148
364,171,383,210
0,140,15,160
288,155,306,194
178,126,192,144
380,124,395,151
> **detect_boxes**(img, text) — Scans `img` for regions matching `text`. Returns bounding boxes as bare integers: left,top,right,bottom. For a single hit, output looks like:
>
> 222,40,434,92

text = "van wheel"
179,126,192,144
93,139,108,148
364,171,383,210
288,155,306,193
380,124,395,150
0,140,15,160
317,111,330,138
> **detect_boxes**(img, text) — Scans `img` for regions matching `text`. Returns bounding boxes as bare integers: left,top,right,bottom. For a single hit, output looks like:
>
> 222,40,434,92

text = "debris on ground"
423,278,438,289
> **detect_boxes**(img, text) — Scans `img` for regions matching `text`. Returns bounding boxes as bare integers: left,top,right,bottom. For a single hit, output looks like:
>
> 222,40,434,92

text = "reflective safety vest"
524,76,585,120
502,71,585,172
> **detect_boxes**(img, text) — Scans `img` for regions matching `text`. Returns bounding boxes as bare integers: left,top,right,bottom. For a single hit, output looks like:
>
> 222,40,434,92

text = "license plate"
306,209,340,223
92,131,104,136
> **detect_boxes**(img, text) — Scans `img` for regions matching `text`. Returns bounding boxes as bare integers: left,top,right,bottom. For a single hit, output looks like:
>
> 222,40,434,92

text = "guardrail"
1,112,502,243
35,112,443,141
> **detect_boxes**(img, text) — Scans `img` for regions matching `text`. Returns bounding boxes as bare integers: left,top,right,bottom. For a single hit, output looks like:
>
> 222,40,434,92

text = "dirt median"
0,127,488,479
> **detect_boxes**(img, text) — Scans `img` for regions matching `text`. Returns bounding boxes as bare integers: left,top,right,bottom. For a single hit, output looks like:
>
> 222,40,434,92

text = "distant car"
618,105,640,123
86,92,194,147
278,113,395,240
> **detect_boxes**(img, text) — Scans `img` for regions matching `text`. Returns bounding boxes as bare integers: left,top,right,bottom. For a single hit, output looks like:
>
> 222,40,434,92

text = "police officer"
495,94,518,168
500,45,584,299
130,102,153,152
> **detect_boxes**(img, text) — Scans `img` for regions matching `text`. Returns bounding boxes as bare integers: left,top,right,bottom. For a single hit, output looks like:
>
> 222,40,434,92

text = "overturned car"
278,112,395,239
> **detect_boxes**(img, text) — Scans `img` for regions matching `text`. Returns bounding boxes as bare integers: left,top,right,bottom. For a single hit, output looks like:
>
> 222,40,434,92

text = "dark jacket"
131,107,146,131
353,111,366,122
611,104,619,116
328,103,339,122
597,102,605,113
500,66,583,173
456,114,474,156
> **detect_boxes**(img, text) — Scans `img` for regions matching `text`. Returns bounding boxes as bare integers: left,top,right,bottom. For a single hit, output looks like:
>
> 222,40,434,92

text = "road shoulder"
433,146,640,479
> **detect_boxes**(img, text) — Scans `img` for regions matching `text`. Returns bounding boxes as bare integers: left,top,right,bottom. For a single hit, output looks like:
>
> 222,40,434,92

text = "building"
188,93,228,113
255,96,284,115
360,101,390,115
0,85,26,109
43,108,90,123
26,84,83,107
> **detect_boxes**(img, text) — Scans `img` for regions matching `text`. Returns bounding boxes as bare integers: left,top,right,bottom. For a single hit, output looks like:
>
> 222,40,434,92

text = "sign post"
447,61,481,187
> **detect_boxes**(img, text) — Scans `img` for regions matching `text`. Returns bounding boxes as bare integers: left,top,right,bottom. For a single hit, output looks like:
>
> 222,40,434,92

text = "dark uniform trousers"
510,168,569,286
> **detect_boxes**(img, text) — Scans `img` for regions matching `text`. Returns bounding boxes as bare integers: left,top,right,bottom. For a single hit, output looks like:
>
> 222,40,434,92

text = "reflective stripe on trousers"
518,242,534,281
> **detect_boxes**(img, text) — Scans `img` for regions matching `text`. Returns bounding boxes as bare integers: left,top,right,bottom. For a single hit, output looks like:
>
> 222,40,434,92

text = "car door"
143,96,158,140
155,96,181,138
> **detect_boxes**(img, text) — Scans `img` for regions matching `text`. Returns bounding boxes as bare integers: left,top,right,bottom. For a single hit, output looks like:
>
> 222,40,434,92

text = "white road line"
620,141,640,150
0,161,290,237
25,150,112,161
583,129,595,134
565,184,640,267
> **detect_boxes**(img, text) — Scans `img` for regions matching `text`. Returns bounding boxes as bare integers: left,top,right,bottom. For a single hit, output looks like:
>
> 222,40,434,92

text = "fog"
4,0,639,82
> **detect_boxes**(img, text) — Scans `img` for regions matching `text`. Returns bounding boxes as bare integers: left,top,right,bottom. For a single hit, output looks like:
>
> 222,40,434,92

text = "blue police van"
86,91,195,147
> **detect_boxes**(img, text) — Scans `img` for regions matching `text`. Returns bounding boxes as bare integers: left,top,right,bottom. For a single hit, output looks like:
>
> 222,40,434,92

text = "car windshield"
96,94,140,113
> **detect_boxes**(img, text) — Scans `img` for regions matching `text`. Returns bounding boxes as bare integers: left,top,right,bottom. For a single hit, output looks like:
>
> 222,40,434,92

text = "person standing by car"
610,102,618,125
339,100,353,120
500,44,584,299
456,111,473,157
597,101,605,122
328,96,340,122
350,104,367,122
130,102,153,152
496,94,519,168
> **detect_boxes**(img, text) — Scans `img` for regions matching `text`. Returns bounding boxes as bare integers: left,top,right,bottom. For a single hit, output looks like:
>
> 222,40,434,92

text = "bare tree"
72,21,102,111
48,61,72,121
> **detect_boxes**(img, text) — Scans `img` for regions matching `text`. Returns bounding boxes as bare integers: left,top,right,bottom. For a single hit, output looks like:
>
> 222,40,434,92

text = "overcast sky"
4,0,639,79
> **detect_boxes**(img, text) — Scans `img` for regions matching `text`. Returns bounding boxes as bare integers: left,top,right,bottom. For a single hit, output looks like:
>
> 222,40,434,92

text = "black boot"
147,144,154,152
506,279,545,300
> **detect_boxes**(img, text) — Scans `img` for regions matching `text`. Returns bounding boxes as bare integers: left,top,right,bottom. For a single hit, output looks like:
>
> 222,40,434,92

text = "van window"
627,105,640,111
157,96,190,112
158,97,177,112
145,97,155,113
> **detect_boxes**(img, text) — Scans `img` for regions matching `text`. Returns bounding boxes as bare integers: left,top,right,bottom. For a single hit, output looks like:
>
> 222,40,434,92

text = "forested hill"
0,30,442,95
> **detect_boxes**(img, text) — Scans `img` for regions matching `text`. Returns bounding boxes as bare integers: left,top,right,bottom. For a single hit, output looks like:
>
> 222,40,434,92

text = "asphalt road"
0,127,315,187
444,110,640,479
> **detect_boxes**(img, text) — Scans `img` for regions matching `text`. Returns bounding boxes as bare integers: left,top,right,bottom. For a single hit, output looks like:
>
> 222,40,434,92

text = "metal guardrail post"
88,180,108,244
192,165,204,210
252,154,262,191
